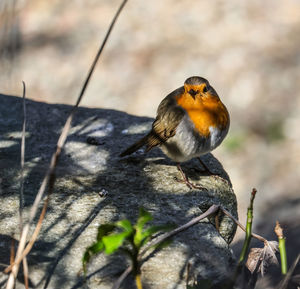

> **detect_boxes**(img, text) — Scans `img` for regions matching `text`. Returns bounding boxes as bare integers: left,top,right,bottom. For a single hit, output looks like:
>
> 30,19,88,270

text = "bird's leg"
197,157,214,175
174,163,205,190
197,157,228,184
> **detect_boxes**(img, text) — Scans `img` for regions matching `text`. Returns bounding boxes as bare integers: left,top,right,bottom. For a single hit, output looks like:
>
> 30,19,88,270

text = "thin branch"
111,266,133,289
9,238,15,267
141,204,220,256
277,253,300,289
4,1,129,287
19,81,26,230
22,258,29,289
5,195,50,274
220,207,266,243
20,81,29,289
74,0,129,108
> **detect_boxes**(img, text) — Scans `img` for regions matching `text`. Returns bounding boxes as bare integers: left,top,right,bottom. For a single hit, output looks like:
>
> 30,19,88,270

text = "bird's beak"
189,89,197,99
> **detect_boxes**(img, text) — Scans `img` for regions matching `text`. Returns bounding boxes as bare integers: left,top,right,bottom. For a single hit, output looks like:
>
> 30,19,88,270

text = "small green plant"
239,188,256,265
83,207,173,289
275,221,287,275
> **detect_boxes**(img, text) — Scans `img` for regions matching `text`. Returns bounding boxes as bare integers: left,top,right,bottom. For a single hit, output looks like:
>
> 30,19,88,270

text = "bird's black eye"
203,85,208,93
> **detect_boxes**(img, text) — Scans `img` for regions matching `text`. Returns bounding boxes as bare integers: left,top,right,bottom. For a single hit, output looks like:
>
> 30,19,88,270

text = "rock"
0,94,238,289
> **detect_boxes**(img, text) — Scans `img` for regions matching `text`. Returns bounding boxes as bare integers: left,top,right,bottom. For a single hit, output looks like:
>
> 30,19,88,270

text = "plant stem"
279,238,287,275
275,221,287,275
225,189,257,289
238,188,256,264
135,274,143,289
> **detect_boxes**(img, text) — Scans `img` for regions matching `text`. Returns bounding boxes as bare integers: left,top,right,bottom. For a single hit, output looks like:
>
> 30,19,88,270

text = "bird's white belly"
160,114,227,162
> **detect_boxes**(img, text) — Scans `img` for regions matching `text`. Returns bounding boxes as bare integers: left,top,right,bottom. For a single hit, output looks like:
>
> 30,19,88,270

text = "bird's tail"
120,132,158,157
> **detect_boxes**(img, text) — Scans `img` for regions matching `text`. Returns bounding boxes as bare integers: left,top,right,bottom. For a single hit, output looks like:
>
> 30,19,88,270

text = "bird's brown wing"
120,87,185,157
145,87,185,151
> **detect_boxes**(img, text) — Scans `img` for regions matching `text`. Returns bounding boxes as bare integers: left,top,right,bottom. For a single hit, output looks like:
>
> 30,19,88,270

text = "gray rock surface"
0,94,237,289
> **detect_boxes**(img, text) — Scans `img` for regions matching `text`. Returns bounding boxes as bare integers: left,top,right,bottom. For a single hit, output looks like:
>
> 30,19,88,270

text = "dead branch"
4,1,129,287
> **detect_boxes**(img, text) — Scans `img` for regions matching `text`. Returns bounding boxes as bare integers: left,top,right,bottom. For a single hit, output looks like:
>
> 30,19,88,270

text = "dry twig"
19,81,26,230
9,238,15,267
4,1,129,287
277,254,300,289
141,204,220,255
220,207,266,244
20,81,29,289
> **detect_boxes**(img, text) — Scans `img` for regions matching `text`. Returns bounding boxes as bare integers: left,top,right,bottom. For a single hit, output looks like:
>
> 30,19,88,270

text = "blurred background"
1,0,299,271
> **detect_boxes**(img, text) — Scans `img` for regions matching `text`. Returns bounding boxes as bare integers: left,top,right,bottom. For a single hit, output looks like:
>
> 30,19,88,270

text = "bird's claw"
174,176,206,190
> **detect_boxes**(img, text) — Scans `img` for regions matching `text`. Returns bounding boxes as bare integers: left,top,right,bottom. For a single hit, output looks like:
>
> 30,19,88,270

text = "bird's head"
183,76,219,101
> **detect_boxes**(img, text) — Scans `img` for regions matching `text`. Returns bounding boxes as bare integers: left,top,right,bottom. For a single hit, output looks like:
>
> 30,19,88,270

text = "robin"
120,76,230,189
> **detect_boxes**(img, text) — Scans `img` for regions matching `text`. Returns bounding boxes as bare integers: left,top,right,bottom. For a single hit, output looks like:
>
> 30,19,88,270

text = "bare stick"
141,204,220,256
220,207,266,243
5,1,129,287
277,253,300,289
20,81,29,289
111,266,133,289
5,195,50,274
9,238,15,266
23,257,29,289
19,81,26,230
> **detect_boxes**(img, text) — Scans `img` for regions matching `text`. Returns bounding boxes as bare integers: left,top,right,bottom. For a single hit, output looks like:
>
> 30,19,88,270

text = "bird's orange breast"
176,92,229,137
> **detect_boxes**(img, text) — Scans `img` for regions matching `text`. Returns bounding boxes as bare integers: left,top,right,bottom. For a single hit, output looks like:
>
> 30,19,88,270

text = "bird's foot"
175,163,206,190
173,176,206,190
211,174,230,186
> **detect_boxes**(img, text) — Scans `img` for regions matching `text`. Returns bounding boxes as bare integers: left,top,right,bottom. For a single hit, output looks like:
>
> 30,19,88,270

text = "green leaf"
116,219,134,232
82,252,89,274
137,207,153,227
82,241,104,272
102,230,133,254
89,240,105,254
134,208,153,247
97,224,116,240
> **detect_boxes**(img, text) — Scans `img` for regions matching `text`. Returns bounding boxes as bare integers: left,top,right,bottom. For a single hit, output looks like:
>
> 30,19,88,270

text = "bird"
120,76,230,189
